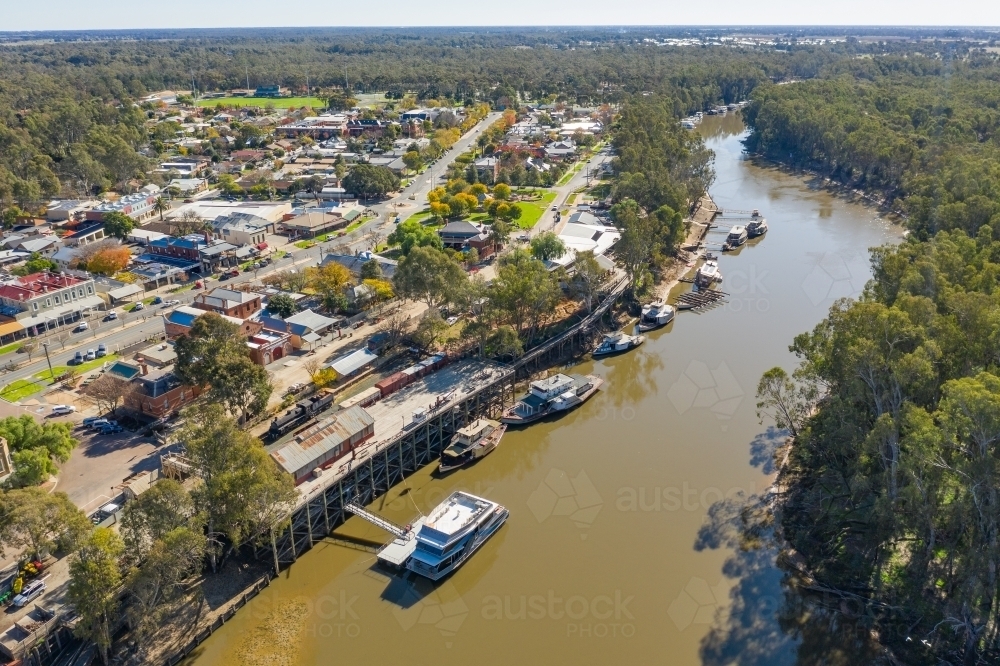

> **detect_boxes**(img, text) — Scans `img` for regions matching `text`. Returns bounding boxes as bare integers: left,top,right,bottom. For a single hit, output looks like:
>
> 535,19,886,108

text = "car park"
50,404,76,415
12,580,46,607
97,343,107,357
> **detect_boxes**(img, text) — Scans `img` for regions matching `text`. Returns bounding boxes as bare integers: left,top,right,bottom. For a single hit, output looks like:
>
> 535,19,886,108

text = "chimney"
137,358,148,376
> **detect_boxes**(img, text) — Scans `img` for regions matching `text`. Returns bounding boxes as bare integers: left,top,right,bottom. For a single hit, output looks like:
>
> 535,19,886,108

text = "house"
545,140,577,160
63,222,107,247
127,229,169,246
167,178,208,195
212,213,273,247
45,199,97,222
437,221,496,257
50,246,80,270
344,283,373,307
260,308,339,349
86,189,161,223
473,157,500,181
193,288,262,319
198,241,240,274
367,155,407,174
147,235,204,268
124,363,202,419
276,114,348,140
9,236,59,256
346,119,387,137
164,306,256,339
280,205,363,239
270,406,375,484
0,437,12,485
0,271,101,337
321,251,397,279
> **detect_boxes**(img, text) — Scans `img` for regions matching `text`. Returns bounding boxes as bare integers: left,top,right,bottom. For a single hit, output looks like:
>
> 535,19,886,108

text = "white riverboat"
695,259,723,288
722,225,748,251
439,418,506,473
501,373,604,425
746,210,768,238
639,301,676,331
593,331,644,357
405,491,509,580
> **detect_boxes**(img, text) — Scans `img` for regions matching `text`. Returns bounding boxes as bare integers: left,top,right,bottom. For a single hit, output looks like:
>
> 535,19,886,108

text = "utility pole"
41,341,54,383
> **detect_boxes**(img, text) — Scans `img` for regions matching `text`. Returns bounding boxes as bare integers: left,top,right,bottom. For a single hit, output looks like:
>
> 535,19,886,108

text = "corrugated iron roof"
270,405,374,474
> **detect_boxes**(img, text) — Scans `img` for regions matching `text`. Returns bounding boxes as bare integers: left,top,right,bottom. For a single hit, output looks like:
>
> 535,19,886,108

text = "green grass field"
516,192,558,228
0,341,22,356
34,354,120,383
196,96,327,110
0,379,45,402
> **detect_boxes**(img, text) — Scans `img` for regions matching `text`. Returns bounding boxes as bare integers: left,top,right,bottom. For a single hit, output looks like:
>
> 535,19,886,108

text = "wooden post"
271,527,280,573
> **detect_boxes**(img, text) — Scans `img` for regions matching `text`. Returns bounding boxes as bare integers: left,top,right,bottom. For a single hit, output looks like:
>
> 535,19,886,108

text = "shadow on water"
694,429,890,666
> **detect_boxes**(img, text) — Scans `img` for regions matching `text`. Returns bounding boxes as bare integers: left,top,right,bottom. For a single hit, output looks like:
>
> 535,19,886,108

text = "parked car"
551,205,558,211
85,349,96,361
151,296,163,305
133,302,145,311
82,416,103,427
50,404,76,415
74,322,89,332
103,311,118,321
88,419,110,430
73,351,84,365
96,343,107,357
12,580,46,607
228,269,240,278
97,424,124,435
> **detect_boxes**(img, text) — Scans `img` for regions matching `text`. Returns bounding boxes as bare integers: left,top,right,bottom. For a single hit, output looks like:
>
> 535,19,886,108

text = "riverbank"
649,192,718,302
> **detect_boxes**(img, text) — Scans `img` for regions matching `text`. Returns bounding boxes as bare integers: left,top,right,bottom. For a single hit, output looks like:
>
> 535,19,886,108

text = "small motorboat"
695,259,723,288
639,301,676,331
593,331,644,357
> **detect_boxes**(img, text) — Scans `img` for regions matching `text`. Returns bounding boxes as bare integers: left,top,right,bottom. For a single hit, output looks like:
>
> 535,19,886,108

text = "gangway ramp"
345,502,408,539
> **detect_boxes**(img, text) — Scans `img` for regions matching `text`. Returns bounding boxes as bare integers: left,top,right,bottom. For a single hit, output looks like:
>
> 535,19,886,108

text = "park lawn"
516,191,558,228
344,215,374,233
0,341,22,355
0,379,45,402
34,354,120,383
294,240,316,249
407,209,435,224
196,96,327,109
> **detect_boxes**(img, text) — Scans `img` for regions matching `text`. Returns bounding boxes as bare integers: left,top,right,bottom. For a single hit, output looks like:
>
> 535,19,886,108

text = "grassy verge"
0,341,23,355
516,191,558,228
0,379,45,402
407,209,435,224
34,354,121,383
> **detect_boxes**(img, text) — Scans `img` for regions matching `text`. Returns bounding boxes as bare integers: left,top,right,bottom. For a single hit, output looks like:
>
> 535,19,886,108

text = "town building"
193,287,262,319
321,251,397,279
212,213,273,248
0,272,101,337
86,189,161,223
45,199,97,222
280,205,363,239
270,406,375,484
124,363,202,419
437,221,496,258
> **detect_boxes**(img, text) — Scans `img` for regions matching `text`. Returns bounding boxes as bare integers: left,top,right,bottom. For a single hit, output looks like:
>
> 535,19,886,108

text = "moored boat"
746,210,768,238
501,373,604,425
639,301,676,331
405,491,508,580
439,419,506,473
695,259,723,288
593,331,644,357
722,225,748,251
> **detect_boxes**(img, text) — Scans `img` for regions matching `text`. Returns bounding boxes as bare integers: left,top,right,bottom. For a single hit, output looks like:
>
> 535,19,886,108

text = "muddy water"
189,114,901,666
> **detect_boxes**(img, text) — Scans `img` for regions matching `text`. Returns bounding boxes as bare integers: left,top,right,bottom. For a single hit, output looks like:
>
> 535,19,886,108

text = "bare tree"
20,339,38,361
85,374,136,415
302,356,323,381
377,313,410,348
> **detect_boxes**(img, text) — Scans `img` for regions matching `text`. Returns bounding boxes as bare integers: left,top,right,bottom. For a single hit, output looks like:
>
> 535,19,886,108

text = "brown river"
189,113,902,666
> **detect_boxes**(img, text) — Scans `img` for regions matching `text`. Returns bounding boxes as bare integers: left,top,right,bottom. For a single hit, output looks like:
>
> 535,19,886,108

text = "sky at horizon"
4,1,1000,32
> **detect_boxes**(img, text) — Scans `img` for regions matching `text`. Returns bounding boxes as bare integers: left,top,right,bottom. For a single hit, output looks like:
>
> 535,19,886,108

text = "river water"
189,114,901,666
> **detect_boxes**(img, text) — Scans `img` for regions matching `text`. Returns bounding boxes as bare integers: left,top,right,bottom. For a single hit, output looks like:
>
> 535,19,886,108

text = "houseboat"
405,491,509,580
501,373,604,425
593,331,644,357
439,419,506,473
695,259,723,288
639,301,676,331
746,210,768,238
722,225,748,251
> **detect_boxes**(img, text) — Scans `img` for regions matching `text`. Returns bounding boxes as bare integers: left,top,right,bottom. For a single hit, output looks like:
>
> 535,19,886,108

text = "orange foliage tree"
87,247,131,275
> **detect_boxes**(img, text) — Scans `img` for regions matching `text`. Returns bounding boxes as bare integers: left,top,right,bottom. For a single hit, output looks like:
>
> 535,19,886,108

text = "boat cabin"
727,225,748,246
528,373,575,400
453,419,496,449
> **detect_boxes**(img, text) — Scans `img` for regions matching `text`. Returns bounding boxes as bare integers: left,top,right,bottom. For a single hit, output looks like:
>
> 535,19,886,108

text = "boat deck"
377,516,426,567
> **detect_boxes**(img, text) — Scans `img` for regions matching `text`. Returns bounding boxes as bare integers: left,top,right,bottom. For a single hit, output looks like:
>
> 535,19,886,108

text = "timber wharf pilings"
260,272,630,570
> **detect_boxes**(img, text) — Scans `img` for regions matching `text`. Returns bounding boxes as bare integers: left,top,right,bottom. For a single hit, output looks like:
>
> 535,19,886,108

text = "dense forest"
744,53,1000,240
745,50,1000,663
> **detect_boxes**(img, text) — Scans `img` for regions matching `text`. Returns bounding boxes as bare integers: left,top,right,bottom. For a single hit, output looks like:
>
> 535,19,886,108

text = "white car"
12,580,46,607
50,404,76,416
